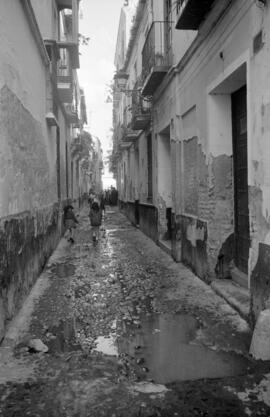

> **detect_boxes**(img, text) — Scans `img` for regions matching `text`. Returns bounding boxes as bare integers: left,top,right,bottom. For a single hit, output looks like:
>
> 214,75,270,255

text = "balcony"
45,40,59,85
56,0,72,9
57,50,73,103
131,89,151,130
141,21,172,96
119,124,138,143
65,104,79,125
57,0,79,68
123,128,139,143
175,0,215,30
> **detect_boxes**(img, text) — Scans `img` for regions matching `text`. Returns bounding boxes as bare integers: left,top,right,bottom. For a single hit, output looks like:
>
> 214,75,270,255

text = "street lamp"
114,71,129,91
113,71,152,105
113,71,141,97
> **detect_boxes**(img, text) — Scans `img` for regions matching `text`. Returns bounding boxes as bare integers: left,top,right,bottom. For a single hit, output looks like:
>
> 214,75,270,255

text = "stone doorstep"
211,279,250,322
158,239,172,256
230,266,249,289
156,239,250,323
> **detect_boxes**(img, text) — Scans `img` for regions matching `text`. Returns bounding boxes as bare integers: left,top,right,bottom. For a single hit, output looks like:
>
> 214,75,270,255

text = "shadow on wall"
180,215,208,282
250,242,270,327
215,233,234,279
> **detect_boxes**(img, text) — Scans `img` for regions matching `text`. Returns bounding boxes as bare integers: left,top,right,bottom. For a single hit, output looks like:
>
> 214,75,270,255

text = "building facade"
0,0,94,340
112,0,270,324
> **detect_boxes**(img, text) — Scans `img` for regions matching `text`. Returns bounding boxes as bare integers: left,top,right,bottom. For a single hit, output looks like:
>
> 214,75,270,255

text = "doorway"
56,127,61,201
158,126,172,243
231,85,249,274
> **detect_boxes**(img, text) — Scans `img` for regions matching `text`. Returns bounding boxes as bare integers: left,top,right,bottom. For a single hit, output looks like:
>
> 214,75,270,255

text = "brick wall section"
183,137,199,216
157,195,167,239
178,137,234,280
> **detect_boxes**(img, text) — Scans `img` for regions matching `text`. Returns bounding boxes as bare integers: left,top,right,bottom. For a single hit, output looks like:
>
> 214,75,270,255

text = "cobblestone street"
1,206,270,417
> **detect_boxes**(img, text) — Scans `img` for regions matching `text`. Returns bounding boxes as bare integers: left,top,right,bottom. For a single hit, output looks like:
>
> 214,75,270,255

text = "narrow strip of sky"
78,0,124,156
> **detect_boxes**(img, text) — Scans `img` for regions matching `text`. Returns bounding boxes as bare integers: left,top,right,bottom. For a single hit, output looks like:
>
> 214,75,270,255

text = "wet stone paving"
1,206,270,416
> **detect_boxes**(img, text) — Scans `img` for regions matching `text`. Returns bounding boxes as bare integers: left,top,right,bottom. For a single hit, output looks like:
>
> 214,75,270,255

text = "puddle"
106,228,133,233
94,336,118,356
50,263,75,278
117,313,250,384
131,381,169,395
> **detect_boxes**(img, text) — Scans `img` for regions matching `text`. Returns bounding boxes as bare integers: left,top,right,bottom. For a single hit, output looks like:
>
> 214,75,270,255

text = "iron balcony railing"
131,86,151,130
142,21,172,85
57,48,70,77
57,48,73,103
132,89,151,117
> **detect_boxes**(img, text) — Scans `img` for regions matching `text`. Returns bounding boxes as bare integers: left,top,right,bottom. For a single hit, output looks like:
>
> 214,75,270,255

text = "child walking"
63,203,78,243
89,200,102,242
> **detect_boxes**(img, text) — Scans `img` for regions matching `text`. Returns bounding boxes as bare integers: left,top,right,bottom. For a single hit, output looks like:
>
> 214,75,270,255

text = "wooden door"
231,85,249,274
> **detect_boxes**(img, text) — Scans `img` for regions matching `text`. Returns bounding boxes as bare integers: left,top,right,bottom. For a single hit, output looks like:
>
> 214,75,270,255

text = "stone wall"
120,201,158,243
0,203,62,341
170,136,234,281
0,86,63,341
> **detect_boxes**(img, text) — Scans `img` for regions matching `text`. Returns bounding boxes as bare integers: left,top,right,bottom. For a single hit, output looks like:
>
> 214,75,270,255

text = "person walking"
88,189,95,208
63,203,78,243
89,200,102,243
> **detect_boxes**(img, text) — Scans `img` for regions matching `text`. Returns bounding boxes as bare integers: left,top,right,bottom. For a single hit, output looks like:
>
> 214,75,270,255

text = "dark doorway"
166,207,172,240
135,200,140,226
65,141,69,199
231,85,249,274
56,127,61,201
71,161,74,199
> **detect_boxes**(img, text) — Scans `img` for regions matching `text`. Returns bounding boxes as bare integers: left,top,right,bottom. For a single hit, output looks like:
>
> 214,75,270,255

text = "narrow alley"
1,205,270,417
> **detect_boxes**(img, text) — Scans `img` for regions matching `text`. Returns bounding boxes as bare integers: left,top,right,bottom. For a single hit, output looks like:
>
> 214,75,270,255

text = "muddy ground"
1,206,270,417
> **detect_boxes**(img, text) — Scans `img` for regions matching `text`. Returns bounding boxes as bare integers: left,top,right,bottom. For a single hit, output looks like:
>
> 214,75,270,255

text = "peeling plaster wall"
153,90,173,239
0,86,56,215
0,1,48,126
120,0,270,320
0,1,57,216
59,111,69,201
206,154,234,277
153,0,270,320
128,146,136,201
0,203,60,340
249,187,270,323
151,0,253,280
181,137,233,279
138,133,148,203
248,3,270,308
0,2,66,339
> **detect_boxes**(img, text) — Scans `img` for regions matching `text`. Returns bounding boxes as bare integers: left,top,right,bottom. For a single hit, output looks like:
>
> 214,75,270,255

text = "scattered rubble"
27,339,49,354
0,207,270,416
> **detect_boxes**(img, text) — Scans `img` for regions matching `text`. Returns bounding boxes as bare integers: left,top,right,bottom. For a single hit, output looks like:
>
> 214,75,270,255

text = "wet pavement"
1,205,270,416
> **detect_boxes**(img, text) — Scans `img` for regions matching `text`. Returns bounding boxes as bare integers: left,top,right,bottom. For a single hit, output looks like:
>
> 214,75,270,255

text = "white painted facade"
113,0,270,322
0,0,90,340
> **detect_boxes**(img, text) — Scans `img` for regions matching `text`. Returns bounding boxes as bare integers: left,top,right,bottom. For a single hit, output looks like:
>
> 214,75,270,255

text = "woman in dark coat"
64,204,78,243
89,201,102,242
